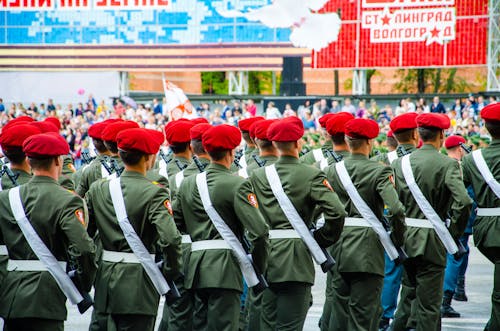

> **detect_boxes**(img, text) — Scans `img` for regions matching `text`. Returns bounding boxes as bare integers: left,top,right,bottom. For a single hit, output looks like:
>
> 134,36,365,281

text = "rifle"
159,149,173,164
174,159,188,171
234,149,244,162
110,159,124,177
326,149,343,163
155,261,182,305
241,235,269,294
192,155,207,172
252,155,267,168
444,213,468,261
373,149,381,156
81,151,95,165
381,217,408,266
0,164,19,186
233,157,243,169
460,142,472,154
100,157,114,175
67,269,94,314
308,229,336,272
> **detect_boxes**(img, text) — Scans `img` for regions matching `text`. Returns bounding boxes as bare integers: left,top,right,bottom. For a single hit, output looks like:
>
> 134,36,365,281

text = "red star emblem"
381,15,390,25
430,27,440,38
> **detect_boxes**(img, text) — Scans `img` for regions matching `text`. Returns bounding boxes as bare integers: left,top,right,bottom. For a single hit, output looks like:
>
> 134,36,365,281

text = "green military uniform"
243,146,258,167
250,156,345,331
299,140,333,165
167,155,191,177
173,163,269,331
86,170,182,331
0,176,97,331
58,154,76,190
324,154,406,331
462,139,500,330
371,144,416,166
392,144,472,331
246,155,278,176
76,154,110,197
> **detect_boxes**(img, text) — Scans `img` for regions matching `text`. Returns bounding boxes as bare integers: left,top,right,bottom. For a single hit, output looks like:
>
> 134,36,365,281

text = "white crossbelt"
159,159,168,179
239,155,248,169
401,154,458,255
181,234,192,244
476,208,500,217
196,172,260,287
0,244,7,255
404,218,435,229
313,149,325,162
238,168,249,179
387,150,398,165
175,171,185,188
472,149,500,198
319,158,328,171
8,186,84,305
344,217,371,227
335,161,400,261
269,229,301,239
191,240,231,251
102,250,155,263
7,259,67,271
0,177,3,191
265,164,328,265
109,177,171,296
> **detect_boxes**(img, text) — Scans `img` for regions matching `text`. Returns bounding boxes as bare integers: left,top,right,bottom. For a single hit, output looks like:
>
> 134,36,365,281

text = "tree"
394,68,471,94
201,72,228,94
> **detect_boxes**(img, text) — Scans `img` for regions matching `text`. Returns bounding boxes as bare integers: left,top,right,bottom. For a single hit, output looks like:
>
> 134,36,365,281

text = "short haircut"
418,127,440,142
28,157,55,171
386,136,398,149
118,149,145,166
191,139,206,155
170,142,190,154
208,149,229,161
331,133,346,145
274,141,296,153
242,132,252,144
4,148,26,165
485,121,500,138
345,137,367,150
447,145,461,153
255,139,273,149
93,139,108,154
104,141,118,153
393,128,415,144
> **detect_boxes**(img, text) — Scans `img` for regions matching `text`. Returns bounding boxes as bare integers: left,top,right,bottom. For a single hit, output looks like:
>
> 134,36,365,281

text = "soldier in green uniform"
317,112,353,331
158,122,212,331
371,130,397,165
245,119,279,177
299,113,334,165
237,116,265,168
249,116,346,331
0,132,97,331
392,113,472,331
461,104,500,331
86,128,182,331
173,124,269,331
163,120,195,177
323,118,406,331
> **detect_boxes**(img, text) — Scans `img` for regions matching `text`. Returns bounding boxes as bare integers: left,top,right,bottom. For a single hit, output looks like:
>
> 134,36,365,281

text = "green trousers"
89,310,155,331
319,270,334,331
261,282,311,331
5,318,63,331
477,247,500,331
246,290,264,331
192,288,240,331
158,284,193,331
329,272,383,331
392,257,444,331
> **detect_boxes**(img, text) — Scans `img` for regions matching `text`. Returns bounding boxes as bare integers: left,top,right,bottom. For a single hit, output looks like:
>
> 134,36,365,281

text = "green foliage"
249,71,280,95
201,72,228,94
394,68,472,94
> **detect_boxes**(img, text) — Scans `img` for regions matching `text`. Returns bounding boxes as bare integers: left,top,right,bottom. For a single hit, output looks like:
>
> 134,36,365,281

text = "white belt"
181,235,192,244
476,207,500,217
0,245,7,255
405,218,435,229
102,250,155,264
7,259,67,271
191,240,231,252
269,229,301,239
344,217,371,227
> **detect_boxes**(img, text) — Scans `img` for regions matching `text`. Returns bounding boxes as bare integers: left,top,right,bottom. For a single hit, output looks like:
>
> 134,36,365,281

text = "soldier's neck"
124,163,146,176
259,147,278,157
10,160,31,174
175,150,191,160
333,144,349,152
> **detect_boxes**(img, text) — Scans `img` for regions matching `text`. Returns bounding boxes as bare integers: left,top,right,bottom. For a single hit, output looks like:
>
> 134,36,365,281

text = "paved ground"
65,241,492,330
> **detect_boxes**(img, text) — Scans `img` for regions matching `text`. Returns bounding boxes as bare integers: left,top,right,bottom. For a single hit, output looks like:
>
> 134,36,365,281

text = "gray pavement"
65,242,493,331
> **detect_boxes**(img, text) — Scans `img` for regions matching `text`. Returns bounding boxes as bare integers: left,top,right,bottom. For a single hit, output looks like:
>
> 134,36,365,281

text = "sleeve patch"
323,179,333,192
75,209,85,226
389,175,395,187
68,164,76,173
164,199,173,215
247,193,259,208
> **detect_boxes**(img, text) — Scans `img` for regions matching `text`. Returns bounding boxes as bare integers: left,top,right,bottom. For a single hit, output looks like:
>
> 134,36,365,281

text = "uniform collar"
277,155,300,164
420,144,438,151
322,140,333,150
121,170,145,178
489,139,500,147
207,162,231,173
174,155,190,163
348,153,369,160
30,175,59,184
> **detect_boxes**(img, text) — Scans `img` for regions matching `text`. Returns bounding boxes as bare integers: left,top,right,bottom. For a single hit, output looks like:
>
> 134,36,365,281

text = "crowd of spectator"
0,93,495,168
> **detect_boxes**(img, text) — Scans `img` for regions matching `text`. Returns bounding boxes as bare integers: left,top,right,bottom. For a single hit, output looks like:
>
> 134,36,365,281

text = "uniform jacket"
300,140,333,165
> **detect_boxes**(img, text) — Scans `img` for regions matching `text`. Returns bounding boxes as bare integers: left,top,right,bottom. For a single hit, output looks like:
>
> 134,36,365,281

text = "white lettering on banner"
362,0,454,8
362,6,456,45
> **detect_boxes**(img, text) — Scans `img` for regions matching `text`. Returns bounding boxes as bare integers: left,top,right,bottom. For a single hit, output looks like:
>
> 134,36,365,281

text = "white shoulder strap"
472,149,500,198
387,150,398,165
195,172,260,287
401,155,458,254
0,177,3,191
313,149,325,162
159,159,168,179
238,167,249,179
8,186,84,305
264,164,327,265
175,170,185,188
335,161,399,260
108,178,171,296
319,158,328,171
239,155,248,169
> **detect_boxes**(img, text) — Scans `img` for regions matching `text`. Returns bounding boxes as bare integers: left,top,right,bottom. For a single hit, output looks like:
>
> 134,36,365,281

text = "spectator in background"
232,101,242,115
341,97,356,115
451,98,464,119
356,100,367,118
27,102,38,115
66,103,74,117
489,95,497,104
283,103,296,117
246,99,257,117
220,100,231,119
463,99,476,121
319,99,330,115
153,98,162,115
47,98,56,112
265,101,282,119
395,99,408,116
406,97,416,112
477,95,487,112
369,99,379,118
114,100,125,117
417,97,430,113
210,108,224,125
301,109,316,130
87,94,97,110
75,103,84,117
430,96,446,113
96,99,108,116
225,110,237,126
331,99,341,113
0,98,4,113
297,100,312,118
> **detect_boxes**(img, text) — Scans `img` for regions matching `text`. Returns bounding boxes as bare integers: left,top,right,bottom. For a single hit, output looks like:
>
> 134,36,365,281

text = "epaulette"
152,180,165,188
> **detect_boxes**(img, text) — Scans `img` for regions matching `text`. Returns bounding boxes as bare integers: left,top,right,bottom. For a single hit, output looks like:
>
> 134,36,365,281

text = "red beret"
30,121,59,133
165,120,195,145
45,117,61,130
165,119,190,133
238,116,265,132
254,120,276,140
267,117,304,142
3,116,34,132
481,103,500,122
202,124,241,152
325,112,355,136
102,121,139,142
191,117,209,125
23,133,69,158
444,135,466,149
318,113,335,128
416,113,450,129
387,130,394,138
190,123,212,140
117,128,162,154
0,124,42,150
149,130,165,145
88,119,123,140
390,112,418,133
345,119,380,139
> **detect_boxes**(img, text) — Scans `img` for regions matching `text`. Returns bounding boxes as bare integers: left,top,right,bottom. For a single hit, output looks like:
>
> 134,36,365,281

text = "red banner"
312,0,488,69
